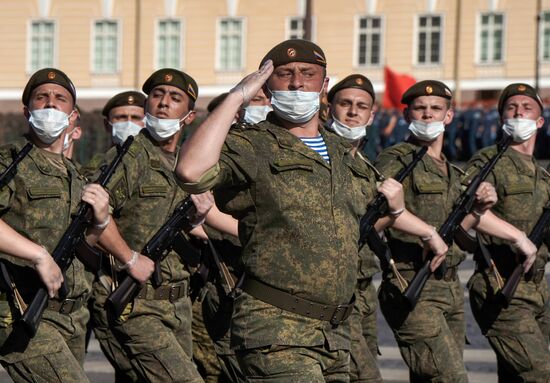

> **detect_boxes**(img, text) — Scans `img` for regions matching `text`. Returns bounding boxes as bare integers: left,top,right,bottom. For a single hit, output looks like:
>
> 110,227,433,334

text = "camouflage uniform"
375,142,467,382
103,130,202,382
81,153,138,383
0,137,93,382
182,115,378,381
464,146,550,382
349,153,382,383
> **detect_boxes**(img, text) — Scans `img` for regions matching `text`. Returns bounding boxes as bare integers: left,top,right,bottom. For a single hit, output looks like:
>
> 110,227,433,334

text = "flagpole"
453,0,462,106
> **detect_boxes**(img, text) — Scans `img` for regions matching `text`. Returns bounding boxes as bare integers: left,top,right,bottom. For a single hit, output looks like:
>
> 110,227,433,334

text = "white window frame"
353,14,384,68
476,12,505,65
91,19,121,74
414,14,443,66
154,18,184,70
215,17,246,72
27,19,57,74
540,11,550,62
285,15,317,41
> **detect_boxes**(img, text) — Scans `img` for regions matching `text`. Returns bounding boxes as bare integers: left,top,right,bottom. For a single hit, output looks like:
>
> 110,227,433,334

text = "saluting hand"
230,59,274,107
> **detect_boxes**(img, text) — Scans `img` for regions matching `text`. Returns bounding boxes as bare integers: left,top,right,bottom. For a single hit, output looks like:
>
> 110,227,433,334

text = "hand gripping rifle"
0,143,33,312
20,136,134,337
403,134,513,310
358,146,427,286
105,196,197,319
498,202,550,307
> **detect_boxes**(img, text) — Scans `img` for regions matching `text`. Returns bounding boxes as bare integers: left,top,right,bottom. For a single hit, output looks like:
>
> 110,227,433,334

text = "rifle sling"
241,275,354,326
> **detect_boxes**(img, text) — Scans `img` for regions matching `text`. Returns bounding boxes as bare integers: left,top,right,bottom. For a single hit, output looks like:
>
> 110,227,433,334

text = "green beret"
102,91,146,117
207,93,229,113
260,39,326,68
497,83,543,115
401,80,452,105
328,74,375,103
22,68,76,106
142,68,198,101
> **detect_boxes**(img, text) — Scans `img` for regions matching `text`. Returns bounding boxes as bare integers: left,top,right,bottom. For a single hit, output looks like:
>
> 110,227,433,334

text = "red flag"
383,66,416,110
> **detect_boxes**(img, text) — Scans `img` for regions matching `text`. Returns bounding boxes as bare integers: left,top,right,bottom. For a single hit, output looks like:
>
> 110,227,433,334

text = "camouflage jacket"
103,130,190,282
0,136,92,300
464,145,550,270
182,116,378,350
375,142,465,269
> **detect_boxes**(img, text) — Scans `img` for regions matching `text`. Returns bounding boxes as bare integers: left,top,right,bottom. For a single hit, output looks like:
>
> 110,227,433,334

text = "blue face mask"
269,84,324,124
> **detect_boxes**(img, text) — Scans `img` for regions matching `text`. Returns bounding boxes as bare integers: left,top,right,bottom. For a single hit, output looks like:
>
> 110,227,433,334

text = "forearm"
177,92,243,182
386,210,435,238
0,219,45,263
204,204,239,237
97,217,135,264
473,210,524,242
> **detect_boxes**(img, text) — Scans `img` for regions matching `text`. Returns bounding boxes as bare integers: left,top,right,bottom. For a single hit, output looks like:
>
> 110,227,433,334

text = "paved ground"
1,258,547,382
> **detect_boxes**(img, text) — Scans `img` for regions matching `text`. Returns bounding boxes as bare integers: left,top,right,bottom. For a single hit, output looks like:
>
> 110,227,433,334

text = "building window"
218,18,243,71
288,17,305,39
357,16,382,66
479,13,504,63
94,20,118,73
417,15,441,64
541,12,550,61
30,20,55,71
157,19,182,69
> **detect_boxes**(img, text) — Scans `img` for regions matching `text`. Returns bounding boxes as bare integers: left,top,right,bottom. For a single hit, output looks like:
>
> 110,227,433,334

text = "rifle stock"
499,203,550,306
403,134,513,310
20,136,134,337
105,197,196,319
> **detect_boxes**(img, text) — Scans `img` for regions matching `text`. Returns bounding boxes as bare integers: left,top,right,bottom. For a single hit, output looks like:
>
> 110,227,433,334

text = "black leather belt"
136,281,189,303
47,296,85,314
242,276,354,326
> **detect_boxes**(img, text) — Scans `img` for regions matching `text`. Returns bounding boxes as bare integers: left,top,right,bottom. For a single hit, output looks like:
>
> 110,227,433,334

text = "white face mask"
29,108,72,144
328,115,368,142
503,118,538,143
243,105,272,124
145,111,191,142
270,86,323,124
408,120,445,141
62,127,77,151
110,121,143,146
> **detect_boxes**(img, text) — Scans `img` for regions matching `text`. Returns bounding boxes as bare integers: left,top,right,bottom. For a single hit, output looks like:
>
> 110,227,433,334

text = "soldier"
86,91,146,383
325,74,382,383
95,68,212,382
0,68,111,382
465,83,550,382
175,39,449,380
375,80,537,382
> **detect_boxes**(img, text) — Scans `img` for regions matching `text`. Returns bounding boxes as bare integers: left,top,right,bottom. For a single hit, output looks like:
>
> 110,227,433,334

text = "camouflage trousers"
90,279,138,383
111,282,204,383
0,299,90,383
192,295,223,382
468,271,550,383
349,281,382,383
236,344,350,383
379,274,467,383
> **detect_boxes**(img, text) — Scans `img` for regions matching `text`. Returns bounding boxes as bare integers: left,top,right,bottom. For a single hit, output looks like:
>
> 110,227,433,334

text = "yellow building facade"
0,0,549,111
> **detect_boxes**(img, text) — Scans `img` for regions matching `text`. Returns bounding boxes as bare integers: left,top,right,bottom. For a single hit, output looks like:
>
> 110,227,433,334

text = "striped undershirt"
299,135,330,163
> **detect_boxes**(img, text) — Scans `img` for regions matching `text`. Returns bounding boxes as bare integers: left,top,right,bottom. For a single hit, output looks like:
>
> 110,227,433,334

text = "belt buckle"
330,305,345,326
59,299,76,314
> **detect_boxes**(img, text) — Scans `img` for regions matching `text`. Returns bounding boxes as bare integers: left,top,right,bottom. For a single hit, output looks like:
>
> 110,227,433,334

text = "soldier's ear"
23,106,30,120
403,107,411,124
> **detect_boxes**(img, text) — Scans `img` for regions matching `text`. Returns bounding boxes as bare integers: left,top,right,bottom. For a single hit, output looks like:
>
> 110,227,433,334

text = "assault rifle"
358,146,427,282
105,196,197,319
20,136,134,337
499,202,550,306
403,134,513,310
